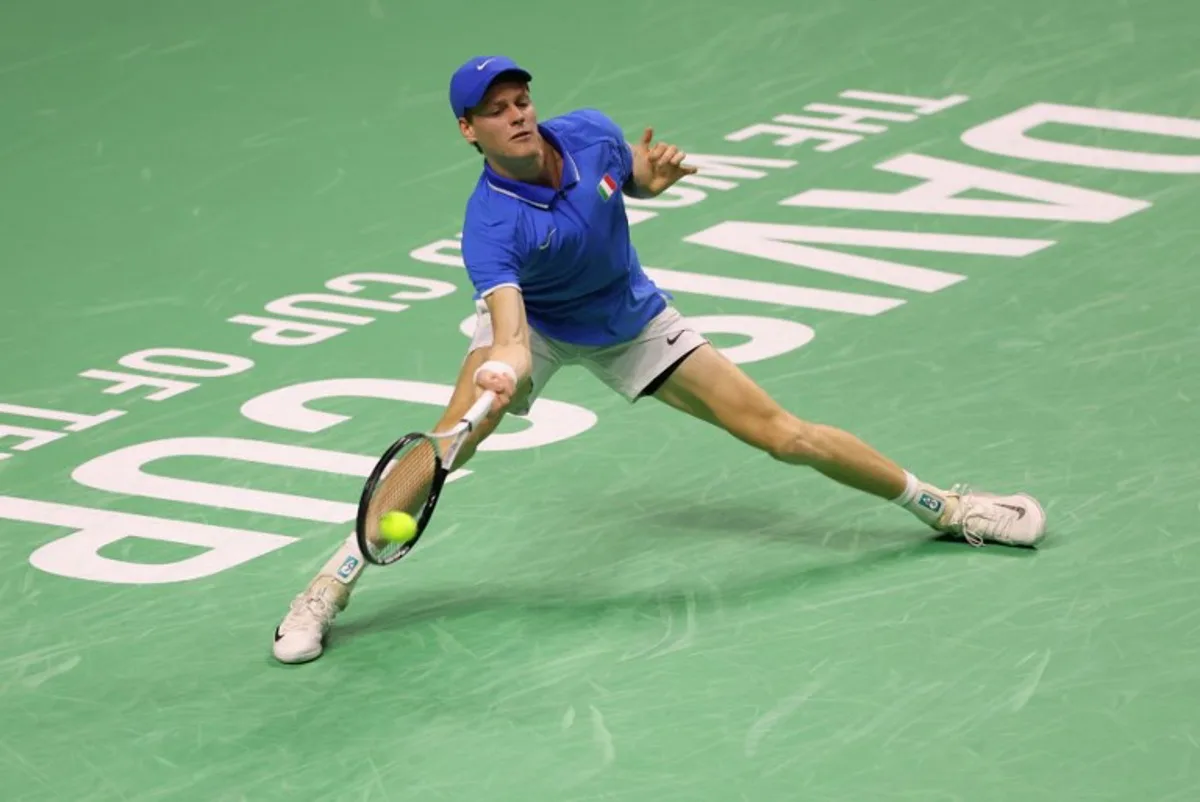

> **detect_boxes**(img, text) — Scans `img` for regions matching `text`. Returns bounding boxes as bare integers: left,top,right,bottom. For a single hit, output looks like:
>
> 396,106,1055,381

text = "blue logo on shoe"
918,493,943,513
336,555,359,579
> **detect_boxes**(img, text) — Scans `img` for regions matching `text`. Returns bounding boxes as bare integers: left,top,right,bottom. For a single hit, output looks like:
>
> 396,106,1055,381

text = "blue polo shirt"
459,108,667,346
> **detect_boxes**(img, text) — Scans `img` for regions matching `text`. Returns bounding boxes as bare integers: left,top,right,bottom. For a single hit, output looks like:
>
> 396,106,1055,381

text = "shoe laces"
282,591,335,633
948,483,1017,547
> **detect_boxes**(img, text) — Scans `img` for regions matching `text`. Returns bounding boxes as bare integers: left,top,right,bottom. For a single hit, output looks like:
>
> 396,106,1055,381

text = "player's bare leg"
271,347,507,664
652,344,1046,546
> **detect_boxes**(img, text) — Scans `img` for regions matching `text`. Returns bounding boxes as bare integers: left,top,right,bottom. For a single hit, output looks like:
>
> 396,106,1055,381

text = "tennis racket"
355,390,496,566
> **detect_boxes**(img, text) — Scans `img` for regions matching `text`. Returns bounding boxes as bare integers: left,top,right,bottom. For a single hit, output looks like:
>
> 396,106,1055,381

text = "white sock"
892,470,920,506
893,471,950,527
317,534,366,589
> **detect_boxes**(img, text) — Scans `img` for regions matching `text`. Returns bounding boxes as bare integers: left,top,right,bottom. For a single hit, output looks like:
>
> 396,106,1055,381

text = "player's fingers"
477,380,512,415
671,151,696,175
640,127,654,147
488,392,509,414
659,145,680,165
477,371,515,396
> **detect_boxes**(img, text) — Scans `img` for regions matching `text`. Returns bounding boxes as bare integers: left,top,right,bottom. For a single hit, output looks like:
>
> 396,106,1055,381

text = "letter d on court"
962,102,1200,173
4,496,295,584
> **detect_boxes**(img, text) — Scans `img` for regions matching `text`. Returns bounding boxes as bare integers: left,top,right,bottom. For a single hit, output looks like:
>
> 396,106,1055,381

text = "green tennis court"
2,0,1199,799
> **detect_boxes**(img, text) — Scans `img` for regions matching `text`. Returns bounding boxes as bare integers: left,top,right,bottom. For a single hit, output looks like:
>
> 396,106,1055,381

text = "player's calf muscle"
769,418,906,499
657,346,905,499
730,410,838,471
731,401,906,499
763,415,824,463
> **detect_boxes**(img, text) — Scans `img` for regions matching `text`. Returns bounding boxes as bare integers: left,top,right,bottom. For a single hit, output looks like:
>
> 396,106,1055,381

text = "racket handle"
461,390,496,430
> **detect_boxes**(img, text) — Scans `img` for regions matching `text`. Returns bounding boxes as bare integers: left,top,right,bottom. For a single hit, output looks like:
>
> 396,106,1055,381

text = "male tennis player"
272,55,1047,664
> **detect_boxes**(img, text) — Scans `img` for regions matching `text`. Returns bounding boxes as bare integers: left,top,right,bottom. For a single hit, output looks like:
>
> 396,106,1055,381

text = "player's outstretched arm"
626,126,697,198
475,285,531,414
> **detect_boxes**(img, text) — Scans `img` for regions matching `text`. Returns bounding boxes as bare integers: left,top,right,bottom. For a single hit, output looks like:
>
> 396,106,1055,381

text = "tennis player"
272,56,1047,664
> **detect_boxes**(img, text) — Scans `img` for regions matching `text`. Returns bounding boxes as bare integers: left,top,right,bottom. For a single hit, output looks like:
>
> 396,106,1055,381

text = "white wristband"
473,359,518,384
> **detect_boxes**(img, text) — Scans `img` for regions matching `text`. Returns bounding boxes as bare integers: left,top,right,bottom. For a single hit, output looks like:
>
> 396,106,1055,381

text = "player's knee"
764,415,829,465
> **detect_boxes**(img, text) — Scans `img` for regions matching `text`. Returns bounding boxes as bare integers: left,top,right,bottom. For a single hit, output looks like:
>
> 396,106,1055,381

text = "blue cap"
449,55,533,119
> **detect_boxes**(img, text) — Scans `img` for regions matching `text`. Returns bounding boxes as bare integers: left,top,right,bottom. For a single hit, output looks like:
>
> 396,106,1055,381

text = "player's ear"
459,114,484,154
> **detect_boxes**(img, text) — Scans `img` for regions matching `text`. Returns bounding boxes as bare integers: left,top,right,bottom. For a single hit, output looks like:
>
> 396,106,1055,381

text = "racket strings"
362,437,438,555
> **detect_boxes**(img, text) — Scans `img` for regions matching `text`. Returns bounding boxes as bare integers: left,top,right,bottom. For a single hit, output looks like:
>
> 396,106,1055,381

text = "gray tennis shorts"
467,301,709,416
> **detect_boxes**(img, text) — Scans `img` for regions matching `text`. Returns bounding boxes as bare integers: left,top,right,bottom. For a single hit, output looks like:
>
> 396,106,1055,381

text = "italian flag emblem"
597,173,618,201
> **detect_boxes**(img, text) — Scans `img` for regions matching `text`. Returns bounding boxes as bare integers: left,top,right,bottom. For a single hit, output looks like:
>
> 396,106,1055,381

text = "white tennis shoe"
272,577,349,664
937,484,1047,547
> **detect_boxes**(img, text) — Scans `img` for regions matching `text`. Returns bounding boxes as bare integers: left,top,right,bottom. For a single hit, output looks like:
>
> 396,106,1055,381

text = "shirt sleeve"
568,108,635,186
461,207,525,299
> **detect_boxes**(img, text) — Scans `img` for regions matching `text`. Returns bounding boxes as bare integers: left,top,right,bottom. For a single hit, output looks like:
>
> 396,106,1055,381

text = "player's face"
460,80,540,160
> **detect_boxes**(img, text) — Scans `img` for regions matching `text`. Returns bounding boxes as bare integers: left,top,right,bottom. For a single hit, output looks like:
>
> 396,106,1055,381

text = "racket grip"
462,390,496,429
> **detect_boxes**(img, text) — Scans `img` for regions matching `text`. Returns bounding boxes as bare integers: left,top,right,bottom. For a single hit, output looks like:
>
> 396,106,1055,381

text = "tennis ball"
378,511,418,542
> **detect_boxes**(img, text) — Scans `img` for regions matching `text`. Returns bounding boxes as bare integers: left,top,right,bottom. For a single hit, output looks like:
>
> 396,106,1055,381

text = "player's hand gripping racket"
355,390,495,565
